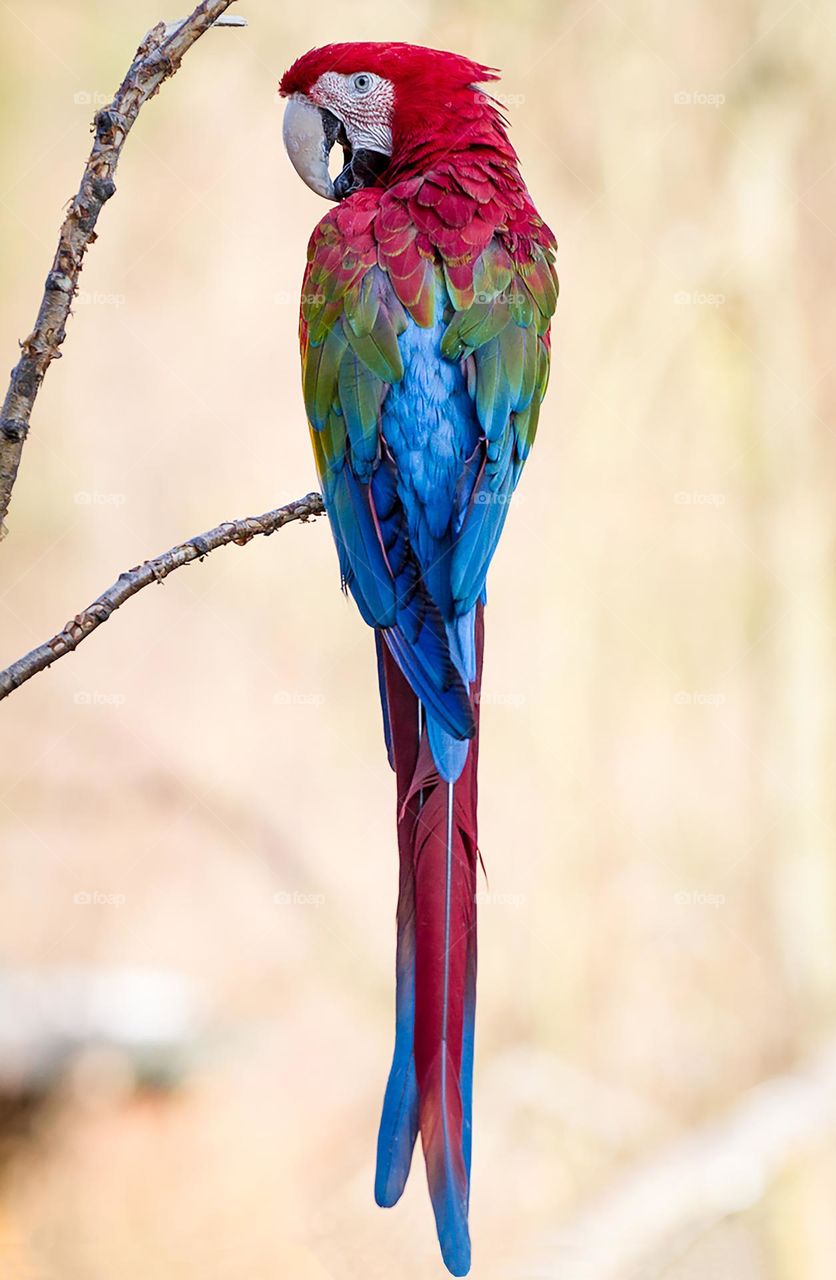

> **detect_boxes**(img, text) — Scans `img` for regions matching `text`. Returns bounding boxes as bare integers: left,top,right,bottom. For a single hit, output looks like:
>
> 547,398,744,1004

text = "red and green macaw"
279,43,557,1276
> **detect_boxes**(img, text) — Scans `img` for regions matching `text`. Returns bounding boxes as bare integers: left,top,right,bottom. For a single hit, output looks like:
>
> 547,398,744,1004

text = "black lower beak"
333,148,391,200
320,108,390,202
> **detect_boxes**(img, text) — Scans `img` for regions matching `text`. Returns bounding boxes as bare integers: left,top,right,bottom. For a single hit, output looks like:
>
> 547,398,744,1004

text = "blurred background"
1,1,835,1276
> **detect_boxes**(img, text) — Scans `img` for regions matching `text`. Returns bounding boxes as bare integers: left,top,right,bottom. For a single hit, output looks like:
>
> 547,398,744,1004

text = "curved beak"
282,94,392,202
282,95,338,201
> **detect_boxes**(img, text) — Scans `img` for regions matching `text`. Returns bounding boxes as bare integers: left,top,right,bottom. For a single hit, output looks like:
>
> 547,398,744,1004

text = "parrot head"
279,42,500,201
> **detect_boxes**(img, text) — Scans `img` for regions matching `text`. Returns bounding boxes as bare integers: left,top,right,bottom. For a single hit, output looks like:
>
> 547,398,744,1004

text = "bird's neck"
387,104,524,189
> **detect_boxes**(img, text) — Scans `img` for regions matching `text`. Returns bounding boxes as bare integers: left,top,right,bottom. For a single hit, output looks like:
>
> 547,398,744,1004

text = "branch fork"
0,3,327,705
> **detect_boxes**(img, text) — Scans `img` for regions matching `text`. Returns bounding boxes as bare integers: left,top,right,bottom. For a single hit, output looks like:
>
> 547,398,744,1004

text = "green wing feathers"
300,204,557,509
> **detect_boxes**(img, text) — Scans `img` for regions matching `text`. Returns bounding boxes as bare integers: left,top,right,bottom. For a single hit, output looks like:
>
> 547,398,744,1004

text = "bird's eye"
352,73,373,94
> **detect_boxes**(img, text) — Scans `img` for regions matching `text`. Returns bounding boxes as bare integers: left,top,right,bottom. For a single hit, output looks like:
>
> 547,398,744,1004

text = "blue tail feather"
375,893,420,1206
426,606,478,782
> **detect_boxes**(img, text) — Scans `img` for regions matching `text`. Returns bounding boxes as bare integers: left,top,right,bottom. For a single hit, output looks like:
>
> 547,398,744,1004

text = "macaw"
279,43,557,1276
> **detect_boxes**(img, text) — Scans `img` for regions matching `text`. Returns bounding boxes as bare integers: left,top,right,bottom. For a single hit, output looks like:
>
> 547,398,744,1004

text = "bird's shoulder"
303,162,556,345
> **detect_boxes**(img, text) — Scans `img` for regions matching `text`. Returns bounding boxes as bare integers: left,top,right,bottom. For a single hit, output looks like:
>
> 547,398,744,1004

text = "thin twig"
0,0,240,538
0,493,325,701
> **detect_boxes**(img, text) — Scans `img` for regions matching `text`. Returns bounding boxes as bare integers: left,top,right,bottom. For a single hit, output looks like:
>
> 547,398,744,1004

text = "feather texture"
288,42,557,1275
376,610,483,1276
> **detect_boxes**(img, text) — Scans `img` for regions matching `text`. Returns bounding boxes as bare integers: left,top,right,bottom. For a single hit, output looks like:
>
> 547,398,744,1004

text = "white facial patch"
311,71,394,156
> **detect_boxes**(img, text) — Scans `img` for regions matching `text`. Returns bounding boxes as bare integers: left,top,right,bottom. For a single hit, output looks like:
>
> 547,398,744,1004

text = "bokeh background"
1,2,835,1276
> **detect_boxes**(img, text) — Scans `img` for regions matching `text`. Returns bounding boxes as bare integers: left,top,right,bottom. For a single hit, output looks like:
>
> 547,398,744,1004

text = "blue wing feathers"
375,632,395,771
315,263,531,770
383,626,472,743
329,465,395,626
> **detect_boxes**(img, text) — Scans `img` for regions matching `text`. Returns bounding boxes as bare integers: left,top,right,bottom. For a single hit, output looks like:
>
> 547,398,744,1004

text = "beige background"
1,1,836,1276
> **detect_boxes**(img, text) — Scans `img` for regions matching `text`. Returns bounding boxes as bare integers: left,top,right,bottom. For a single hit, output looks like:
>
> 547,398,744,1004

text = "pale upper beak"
282,94,392,202
282,95,338,201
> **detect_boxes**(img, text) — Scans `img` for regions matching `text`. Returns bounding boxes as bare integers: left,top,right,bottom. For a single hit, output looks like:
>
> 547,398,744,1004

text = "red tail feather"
377,606,483,1275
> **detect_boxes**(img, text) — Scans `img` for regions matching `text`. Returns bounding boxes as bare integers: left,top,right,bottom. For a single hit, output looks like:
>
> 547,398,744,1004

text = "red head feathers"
279,42,513,179
279,42,497,101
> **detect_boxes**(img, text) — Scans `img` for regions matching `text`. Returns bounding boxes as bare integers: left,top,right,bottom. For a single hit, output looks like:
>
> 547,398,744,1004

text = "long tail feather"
375,648,422,1207
375,606,483,1276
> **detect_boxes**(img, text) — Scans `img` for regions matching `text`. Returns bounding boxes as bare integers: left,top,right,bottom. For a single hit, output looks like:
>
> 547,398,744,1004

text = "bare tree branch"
0,0,241,538
0,492,325,701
